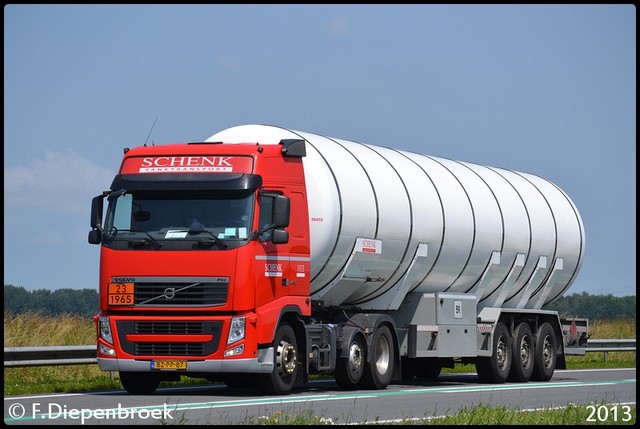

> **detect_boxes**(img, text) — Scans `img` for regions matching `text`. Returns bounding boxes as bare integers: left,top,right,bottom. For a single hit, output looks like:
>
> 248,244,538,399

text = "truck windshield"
102,190,254,250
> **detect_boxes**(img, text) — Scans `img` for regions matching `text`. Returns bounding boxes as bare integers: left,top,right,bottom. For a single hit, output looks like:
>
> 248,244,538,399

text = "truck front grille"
117,320,223,356
135,321,205,334
134,279,228,307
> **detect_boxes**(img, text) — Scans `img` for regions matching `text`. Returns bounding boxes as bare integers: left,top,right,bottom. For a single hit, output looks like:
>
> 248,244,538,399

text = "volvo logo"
163,287,176,300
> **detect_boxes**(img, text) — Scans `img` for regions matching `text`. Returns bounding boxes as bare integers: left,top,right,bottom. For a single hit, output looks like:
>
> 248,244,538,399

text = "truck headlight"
99,316,113,345
227,317,245,345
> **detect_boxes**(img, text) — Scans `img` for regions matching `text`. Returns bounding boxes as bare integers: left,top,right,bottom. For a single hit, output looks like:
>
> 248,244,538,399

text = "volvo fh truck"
89,124,587,395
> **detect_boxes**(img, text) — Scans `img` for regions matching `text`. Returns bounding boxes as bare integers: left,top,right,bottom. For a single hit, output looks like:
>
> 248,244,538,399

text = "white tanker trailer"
208,124,587,389
90,123,588,395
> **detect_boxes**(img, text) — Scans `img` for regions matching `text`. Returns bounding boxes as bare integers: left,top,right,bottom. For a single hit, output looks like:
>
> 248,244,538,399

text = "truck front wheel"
360,325,394,390
119,372,161,395
257,323,299,395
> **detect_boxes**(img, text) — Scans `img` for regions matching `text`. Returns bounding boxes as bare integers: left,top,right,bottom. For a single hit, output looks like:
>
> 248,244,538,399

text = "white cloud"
327,16,350,36
4,150,114,213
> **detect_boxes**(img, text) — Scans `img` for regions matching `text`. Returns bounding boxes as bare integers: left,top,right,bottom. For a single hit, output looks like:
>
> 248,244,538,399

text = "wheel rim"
520,335,532,370
374,335,390,375
348,342,364,374
276,341,296,376
496,335,508,370
541,335,553,369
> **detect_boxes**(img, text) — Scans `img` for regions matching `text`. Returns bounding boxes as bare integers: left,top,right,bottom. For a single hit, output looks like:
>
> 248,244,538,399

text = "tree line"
3,284,636,321
4,284,98,318
543,291,636,321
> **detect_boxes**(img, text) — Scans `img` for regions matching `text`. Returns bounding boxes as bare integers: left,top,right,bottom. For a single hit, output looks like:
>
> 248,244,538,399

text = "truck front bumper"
97,346,274,373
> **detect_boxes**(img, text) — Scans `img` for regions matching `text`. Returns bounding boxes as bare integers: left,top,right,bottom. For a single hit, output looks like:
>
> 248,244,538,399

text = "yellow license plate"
151,360,187,370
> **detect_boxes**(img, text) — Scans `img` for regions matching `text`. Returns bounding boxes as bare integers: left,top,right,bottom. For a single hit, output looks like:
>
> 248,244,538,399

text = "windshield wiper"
188,219,228,249
127,230,163,249
188,230,228,249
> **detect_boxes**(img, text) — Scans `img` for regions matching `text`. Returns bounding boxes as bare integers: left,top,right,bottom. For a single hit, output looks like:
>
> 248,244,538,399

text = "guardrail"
3,339,636,368
582,339,636,362
3,345,97,367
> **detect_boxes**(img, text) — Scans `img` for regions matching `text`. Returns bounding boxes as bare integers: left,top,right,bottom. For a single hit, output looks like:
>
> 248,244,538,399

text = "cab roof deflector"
280,139,306,157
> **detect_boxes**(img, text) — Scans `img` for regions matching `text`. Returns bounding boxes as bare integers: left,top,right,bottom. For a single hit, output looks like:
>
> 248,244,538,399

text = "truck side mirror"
88,229,102,245
271,229,289,244
272,195,290,228
90,195,104,230
257,193,290,243
89,195,104,245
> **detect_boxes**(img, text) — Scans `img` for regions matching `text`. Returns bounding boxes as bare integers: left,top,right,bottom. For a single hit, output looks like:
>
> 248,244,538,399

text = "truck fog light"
224,344,245,357
227,317,246,344
99,344,116,356
99,316,113,344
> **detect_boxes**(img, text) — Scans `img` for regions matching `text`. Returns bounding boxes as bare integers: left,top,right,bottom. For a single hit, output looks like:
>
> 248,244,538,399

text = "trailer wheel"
119,372,160,395
476,321,511,383
335,333,366,388
531,322,557,381
256,323,298,395
360,325,394,390
508,323,535,382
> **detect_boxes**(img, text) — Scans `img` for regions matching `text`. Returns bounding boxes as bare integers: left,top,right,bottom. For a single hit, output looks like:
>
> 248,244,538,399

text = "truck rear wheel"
508,322,534,382
335,333,366,388
476,321,512,383
119,372,160,395
360,325,394,390
256,323,298,395
531,322,557,381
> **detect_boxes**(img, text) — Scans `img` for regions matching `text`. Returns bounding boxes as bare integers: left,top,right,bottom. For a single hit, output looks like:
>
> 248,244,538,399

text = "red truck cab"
89,139,311,394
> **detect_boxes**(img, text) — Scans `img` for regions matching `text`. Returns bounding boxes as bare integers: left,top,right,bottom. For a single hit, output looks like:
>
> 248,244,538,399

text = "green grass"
225,403,636,425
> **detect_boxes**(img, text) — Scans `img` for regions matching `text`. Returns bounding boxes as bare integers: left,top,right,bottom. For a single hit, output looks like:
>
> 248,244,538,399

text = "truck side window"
259,194,274,233
113,194,133,231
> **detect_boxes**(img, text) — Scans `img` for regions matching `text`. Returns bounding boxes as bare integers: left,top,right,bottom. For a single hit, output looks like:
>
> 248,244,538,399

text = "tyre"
256,323,299,395
119,372,161,395
476,321,512,383
531,322,557,381
508,322,535,382
335,333,366,388
360,325,395,390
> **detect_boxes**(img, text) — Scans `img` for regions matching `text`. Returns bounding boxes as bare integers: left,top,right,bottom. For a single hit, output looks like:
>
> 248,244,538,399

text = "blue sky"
4,4,636,297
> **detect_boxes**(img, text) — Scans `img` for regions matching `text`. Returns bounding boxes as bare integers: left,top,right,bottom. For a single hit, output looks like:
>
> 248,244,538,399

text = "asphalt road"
4,368,636,425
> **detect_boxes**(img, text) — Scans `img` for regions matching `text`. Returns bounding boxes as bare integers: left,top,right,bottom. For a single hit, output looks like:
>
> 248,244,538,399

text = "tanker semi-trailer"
89,123,587,395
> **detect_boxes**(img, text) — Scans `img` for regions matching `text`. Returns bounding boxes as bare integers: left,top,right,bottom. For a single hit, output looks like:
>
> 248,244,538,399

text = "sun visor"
110,173,262,192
